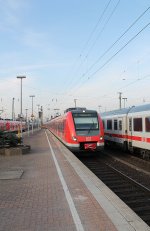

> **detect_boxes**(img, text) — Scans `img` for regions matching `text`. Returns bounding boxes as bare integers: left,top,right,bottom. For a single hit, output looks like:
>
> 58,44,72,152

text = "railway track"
79,156,150,227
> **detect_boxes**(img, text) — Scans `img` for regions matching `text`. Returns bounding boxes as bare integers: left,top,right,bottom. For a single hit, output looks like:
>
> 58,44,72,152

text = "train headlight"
72,136,77,141
100,136,103,140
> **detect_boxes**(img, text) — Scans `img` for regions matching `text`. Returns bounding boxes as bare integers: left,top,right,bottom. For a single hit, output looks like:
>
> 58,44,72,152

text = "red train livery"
44,107,104,152
0,119,26,133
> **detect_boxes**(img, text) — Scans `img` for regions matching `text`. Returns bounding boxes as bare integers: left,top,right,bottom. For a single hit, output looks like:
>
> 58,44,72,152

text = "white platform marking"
45,131,84,231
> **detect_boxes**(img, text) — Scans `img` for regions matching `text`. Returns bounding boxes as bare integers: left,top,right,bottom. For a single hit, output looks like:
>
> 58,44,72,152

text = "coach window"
114,119,118,130
107,120,112,130
145,117,150,132
133,118,142,132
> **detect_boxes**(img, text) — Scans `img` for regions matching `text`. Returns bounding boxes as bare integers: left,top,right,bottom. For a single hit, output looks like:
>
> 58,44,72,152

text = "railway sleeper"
127,199,150,208
94,175,120,180
109,185,137,191
111,187,138,194
133,205,150,213
119,191,146,199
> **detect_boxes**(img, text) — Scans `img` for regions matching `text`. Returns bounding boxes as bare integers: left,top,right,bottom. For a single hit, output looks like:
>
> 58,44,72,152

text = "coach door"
128,117,133,149
118,118,123,142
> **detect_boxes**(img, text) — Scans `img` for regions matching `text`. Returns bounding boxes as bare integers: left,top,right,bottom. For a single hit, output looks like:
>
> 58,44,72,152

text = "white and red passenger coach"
101,104,150,158
44,107,104,152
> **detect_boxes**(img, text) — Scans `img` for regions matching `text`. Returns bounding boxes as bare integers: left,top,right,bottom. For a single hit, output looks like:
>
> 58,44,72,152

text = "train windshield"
72,112,99,131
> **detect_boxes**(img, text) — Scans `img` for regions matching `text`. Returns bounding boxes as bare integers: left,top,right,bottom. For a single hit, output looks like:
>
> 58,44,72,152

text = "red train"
44,107,104,152
0,119,26,133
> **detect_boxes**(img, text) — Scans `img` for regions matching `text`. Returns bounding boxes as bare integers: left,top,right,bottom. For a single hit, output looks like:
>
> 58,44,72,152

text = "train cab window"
107,120,112,130
145,117,150,132
133,118,142,132
72,113,99,130
114,120,118,130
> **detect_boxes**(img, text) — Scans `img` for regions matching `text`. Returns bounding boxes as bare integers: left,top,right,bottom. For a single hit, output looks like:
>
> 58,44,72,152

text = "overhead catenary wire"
84,0,121,60
60,2,123,110
80,0,113,55
119,73,150,91
62,6,150,102
58,1,121,110
94,73,150,102
82,6,150,78
87,22,150,80
60,0,115,93
21,10,150,113
70,0,121,88
67,22,150,95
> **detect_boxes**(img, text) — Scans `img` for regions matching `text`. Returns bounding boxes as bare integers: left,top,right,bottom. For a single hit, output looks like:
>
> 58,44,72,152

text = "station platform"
0,129,149,231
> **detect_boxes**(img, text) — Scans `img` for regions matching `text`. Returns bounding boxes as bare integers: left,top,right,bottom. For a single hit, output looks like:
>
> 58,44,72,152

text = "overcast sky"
0,0,150,120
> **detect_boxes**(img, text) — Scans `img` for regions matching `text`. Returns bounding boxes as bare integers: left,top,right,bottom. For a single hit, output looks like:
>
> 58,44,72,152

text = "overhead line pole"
74,99,77,108
30,95,35,134
118,92,122,109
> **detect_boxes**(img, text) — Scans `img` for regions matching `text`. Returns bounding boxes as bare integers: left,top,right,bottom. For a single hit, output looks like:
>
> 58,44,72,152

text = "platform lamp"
16,76,26,143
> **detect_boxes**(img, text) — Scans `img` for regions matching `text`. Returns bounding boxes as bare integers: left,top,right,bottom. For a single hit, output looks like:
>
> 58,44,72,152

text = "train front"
67,109,104,152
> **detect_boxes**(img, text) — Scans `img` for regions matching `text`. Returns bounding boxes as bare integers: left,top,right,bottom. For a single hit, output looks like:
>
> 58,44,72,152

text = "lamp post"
17,76,26,142
54,108,59,117
25,109,28,122
37,104,40,128
118,92,122,109
12,97,15,121
0,109,3,119
29,95,35,134
74,99,77,108
25,108,30,136
122,97,127,108
98,105,101,113
37,104,40,114
47,108,50,121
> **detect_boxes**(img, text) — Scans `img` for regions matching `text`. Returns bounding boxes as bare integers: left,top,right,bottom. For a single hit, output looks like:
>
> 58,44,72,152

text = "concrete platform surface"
0,129,149,231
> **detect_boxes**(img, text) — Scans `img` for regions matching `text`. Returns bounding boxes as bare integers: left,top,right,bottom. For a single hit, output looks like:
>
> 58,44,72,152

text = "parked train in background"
101,104,150,158
0,119,26,133
44,107,104,152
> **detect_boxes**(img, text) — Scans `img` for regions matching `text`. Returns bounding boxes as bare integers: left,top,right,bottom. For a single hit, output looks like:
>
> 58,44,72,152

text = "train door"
118,117,127,151
118,118,123,143
128,117,133,151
